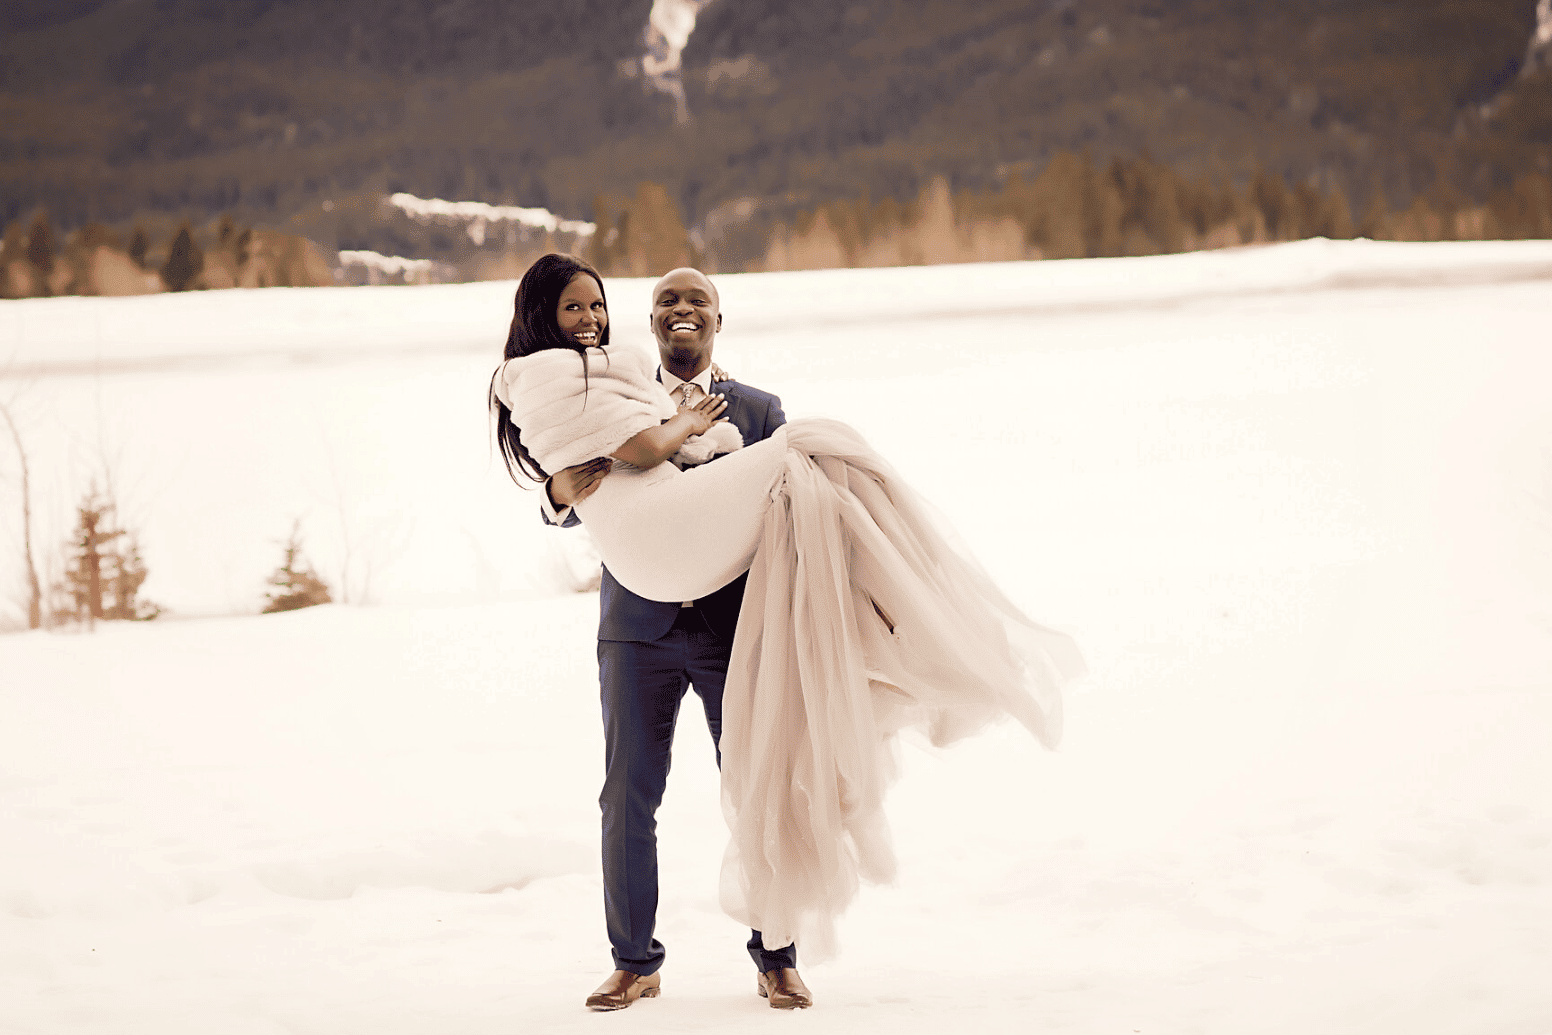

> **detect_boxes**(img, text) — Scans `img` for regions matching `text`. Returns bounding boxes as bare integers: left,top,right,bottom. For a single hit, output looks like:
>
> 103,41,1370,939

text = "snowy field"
2,239,1551,1034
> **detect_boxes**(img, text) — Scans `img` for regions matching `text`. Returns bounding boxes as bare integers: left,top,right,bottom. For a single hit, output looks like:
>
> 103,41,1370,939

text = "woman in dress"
489,253,1085,961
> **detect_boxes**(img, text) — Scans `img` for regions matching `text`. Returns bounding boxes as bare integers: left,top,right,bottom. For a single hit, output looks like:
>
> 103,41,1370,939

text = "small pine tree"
263,521,332,613
161,223,204,291
103,533,160,621
51,483,159,627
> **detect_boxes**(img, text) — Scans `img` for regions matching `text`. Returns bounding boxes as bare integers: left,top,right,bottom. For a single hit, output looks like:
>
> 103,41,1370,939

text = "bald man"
543,268,810,1011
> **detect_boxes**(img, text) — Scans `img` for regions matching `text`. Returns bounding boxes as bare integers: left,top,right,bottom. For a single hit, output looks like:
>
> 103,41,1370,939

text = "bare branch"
0,396,42,629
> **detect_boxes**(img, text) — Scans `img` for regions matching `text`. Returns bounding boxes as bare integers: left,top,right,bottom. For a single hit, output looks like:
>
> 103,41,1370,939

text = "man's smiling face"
651,268,722,374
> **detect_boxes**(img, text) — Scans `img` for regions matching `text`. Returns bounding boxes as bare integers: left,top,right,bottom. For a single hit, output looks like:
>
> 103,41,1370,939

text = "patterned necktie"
676,382,701,408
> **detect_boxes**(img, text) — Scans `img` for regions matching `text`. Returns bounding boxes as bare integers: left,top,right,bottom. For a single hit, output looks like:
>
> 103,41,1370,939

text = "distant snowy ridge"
338,249,437,277
634,0,712,122
644,0,705,81
388,193,595,247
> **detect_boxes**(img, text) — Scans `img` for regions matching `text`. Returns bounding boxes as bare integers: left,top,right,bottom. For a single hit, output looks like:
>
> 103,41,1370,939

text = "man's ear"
715,313,723,331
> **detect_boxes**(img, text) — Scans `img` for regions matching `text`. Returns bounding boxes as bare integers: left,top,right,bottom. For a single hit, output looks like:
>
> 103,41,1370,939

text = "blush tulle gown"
497,344,1085,960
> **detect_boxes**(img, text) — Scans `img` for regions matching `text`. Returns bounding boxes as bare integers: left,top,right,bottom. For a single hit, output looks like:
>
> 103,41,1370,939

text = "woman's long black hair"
489,253,610,484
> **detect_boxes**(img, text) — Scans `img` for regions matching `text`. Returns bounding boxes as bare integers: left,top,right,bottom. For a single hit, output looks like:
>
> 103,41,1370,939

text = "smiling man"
542,267,808,1012
652,266,723,385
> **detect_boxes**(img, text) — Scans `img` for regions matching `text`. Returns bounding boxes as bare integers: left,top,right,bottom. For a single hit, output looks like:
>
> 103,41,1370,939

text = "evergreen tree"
1486,173,1552,239
1251,168,1295,241
1358,173,1392,239
26,213,55,284
868,195,905,244
1111,157,1187,255
103,533,159,621
1315,182,1357,240
585,193,625,275
263,521,332,613
1080,154,1125,257
820,196,866,263
1289,181,1325,240
128,226,150,268
161,223,204,291
622,182,691,276
1174,174,1218,243
1024,153,1089,259
52,484,158,627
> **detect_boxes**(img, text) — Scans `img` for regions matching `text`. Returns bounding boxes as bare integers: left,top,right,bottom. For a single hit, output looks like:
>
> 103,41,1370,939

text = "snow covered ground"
2,239,1551,1034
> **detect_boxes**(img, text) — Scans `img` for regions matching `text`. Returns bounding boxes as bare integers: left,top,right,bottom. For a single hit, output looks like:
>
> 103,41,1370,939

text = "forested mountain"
684,0,1545,205
2,0,1549,275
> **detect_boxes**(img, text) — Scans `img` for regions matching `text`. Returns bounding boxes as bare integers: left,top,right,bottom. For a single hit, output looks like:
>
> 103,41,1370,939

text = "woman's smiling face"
555,272,607,347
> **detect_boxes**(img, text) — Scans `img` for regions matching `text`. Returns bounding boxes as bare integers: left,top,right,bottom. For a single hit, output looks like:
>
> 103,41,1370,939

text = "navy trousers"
598,606,798,976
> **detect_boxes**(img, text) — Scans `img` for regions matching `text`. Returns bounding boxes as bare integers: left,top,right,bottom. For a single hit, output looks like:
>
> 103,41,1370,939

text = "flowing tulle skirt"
578,417,1085,961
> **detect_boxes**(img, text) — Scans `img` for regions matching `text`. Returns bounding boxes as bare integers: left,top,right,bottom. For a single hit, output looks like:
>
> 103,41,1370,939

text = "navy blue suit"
545,376,790,976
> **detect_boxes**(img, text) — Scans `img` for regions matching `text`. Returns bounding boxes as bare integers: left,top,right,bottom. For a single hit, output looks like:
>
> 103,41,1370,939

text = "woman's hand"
681,392,728,435
612,395,728,469
548,457,612,508
710,362,733,382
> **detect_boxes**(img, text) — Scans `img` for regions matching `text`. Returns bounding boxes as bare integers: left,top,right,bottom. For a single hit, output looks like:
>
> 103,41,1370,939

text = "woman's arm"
611,393,729,469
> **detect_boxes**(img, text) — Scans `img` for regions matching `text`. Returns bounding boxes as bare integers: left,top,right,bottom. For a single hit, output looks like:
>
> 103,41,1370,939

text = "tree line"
7,149,1549,296
0,212,335,299
5,0,1546,274
584,152,1552,277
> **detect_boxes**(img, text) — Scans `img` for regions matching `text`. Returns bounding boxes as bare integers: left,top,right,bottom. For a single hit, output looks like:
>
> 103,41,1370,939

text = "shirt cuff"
541,481,573,524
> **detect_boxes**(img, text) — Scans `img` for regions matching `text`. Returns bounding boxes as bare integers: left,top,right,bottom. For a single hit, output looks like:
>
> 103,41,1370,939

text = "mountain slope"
0,0,1546,247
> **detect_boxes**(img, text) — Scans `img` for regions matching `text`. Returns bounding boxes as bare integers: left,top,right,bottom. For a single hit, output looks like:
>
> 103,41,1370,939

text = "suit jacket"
544,375,787,644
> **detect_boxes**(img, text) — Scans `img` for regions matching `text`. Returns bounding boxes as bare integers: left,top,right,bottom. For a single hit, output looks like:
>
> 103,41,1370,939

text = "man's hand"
549,457,613,508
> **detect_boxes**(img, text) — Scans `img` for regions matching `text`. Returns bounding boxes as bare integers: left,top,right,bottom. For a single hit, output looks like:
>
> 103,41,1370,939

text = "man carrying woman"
540,264,811,1010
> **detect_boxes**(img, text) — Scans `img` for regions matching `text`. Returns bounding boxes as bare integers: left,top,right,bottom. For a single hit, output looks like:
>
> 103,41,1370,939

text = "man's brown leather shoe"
585,969,661,1011
757,967,813,1009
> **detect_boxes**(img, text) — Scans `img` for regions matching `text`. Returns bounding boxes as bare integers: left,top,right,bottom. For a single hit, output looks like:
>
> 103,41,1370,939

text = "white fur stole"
493,344,743,473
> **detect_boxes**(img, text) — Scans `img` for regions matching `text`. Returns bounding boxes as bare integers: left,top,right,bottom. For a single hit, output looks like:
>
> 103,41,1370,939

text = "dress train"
714,418,1083,960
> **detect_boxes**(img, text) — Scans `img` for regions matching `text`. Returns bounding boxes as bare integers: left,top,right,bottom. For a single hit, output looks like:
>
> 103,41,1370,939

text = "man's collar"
659,365,713,396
